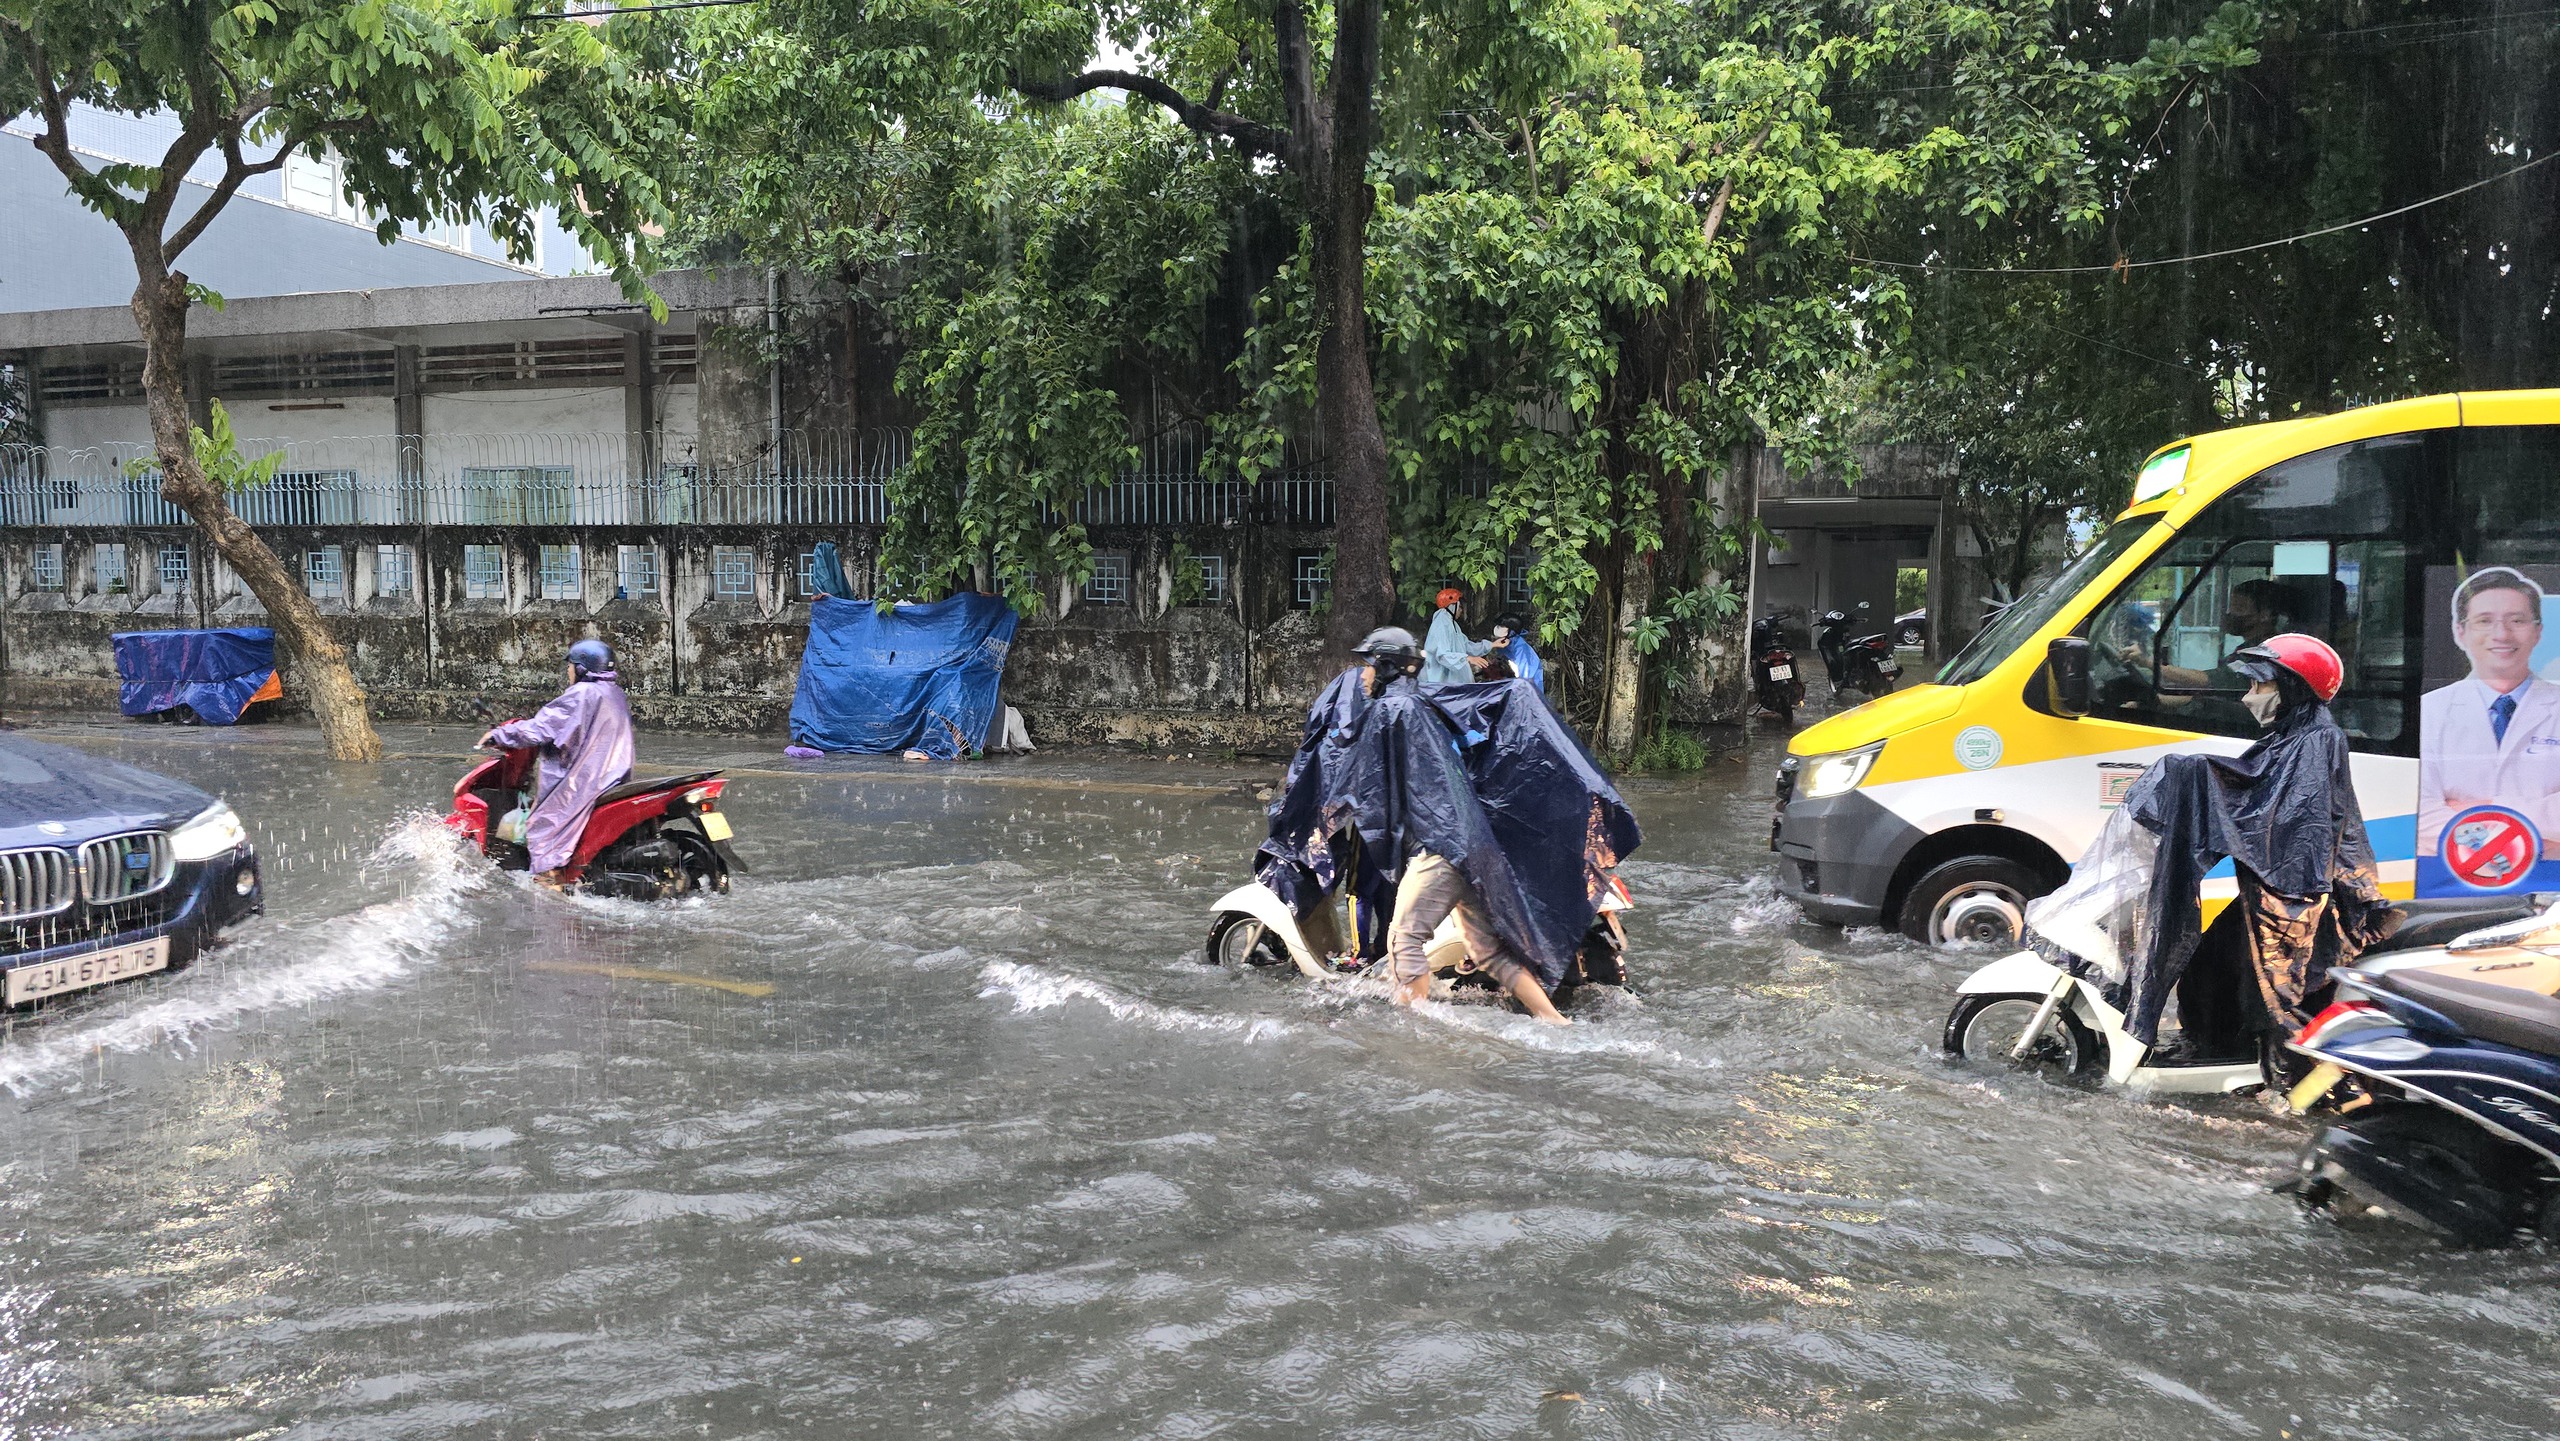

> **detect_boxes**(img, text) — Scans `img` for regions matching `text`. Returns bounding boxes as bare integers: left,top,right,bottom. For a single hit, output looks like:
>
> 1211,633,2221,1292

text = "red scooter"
445,733,739,900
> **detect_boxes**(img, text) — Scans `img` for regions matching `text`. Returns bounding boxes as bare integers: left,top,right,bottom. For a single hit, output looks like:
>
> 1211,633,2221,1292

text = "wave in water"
977,961,1294,1043
0,815,485,1095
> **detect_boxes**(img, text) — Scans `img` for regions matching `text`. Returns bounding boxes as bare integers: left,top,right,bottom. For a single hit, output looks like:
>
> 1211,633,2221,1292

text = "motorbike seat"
2377,969,2560,1057
593,769,723,807
2360,898,2547,957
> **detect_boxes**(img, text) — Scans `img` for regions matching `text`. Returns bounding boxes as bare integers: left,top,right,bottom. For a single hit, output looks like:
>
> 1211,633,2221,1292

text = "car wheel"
1900,625,1924,648
1899,857,2046,948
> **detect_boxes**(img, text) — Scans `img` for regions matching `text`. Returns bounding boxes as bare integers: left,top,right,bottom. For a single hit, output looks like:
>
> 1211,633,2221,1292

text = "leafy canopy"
1,0,683,300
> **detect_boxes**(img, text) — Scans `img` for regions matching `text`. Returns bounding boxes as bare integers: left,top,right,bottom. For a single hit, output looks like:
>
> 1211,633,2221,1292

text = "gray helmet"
1351,626,1422,663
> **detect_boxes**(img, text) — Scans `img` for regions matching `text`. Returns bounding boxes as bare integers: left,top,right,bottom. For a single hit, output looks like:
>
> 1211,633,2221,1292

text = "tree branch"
167,123,298,262
1271,0,1319,169
1697,124,1772,250
1010,69,1287,158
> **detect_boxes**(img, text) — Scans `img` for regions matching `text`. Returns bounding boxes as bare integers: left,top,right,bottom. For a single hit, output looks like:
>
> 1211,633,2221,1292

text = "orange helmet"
1435,587,1463,611
2233,632,2344,702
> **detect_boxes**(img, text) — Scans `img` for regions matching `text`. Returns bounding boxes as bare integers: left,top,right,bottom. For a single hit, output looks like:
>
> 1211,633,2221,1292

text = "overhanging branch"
1011,69,1287,158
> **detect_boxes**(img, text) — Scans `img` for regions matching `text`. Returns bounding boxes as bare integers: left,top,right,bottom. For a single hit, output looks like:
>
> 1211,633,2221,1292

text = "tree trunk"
1311,194,1395,652
132,271,383,761
1598,543,1654,756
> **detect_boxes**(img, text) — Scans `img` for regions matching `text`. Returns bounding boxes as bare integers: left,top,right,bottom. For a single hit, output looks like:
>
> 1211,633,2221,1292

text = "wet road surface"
0,718,2552,1439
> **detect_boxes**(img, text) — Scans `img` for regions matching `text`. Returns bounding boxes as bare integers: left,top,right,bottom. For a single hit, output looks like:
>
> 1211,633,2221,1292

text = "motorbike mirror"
1857,600,1872,610
2044,637,2092,718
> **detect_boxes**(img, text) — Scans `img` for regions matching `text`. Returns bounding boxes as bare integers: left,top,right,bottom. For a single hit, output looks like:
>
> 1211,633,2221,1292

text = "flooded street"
1,720,2553,1440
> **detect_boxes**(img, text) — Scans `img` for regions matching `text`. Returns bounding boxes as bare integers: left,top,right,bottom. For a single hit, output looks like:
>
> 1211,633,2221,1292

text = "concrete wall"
0,524,1344,748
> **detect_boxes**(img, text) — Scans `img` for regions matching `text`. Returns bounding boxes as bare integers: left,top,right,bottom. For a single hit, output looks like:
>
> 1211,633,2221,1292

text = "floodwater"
0,719,2551,1441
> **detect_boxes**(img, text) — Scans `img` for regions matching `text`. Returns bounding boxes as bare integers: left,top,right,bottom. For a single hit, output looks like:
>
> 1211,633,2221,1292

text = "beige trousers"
1386,851,1529,988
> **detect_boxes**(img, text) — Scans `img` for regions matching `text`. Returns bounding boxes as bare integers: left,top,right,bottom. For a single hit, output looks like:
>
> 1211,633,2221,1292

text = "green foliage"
121,400,284,495
1631,727,1709,772
2,0,683,305
677,0,2275,733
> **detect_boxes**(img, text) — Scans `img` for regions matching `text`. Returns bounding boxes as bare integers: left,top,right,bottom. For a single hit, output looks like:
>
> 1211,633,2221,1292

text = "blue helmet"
567,639,616,679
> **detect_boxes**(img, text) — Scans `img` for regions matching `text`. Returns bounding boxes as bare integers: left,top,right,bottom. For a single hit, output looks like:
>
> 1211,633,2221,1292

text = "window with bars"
1183,552,1227,605
797,550,820,599
158,544,190,592
1291,551,1330,610
1503,552,1534,609
1083,553,1130,605
29,543,64,591
539,544,582,602
377,544,415,600
463,544,506,601
94,543,128,596
711,546,756,600
617,544,659,598
459,466,574,525
305,547,344,600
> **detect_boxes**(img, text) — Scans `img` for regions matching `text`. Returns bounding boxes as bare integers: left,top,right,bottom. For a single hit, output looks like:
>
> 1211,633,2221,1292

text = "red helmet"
2233,632,2344,702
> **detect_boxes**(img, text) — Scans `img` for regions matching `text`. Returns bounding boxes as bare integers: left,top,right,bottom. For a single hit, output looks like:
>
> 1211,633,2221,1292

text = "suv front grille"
79,831,174,904
0,847,77,921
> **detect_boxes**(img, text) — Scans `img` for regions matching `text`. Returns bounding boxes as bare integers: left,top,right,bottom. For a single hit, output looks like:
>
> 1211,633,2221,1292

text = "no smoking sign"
2440,804,2544,892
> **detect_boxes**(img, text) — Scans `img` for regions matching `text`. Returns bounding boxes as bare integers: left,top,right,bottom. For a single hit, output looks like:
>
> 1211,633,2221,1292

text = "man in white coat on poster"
2419,566,2560,859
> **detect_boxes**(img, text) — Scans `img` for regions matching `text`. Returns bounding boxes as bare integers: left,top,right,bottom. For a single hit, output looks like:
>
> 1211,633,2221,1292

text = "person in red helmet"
2109,631,2395,1068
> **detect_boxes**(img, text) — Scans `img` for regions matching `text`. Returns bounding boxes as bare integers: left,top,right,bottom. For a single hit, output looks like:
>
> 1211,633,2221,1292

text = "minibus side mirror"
2045,637,2092,718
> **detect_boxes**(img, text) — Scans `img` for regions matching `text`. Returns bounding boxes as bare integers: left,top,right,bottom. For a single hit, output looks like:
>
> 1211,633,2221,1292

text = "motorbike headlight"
1796,743,1884,799
169,801,248,862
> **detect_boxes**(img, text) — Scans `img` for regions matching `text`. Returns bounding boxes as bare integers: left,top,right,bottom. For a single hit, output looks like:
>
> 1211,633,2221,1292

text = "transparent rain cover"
2023,805,2159,982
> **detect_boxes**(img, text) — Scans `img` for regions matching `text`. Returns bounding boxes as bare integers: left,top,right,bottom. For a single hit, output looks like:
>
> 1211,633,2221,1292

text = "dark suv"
1,734,263,1006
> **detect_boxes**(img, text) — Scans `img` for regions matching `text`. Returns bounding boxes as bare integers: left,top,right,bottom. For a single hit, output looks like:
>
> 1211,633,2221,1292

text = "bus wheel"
1900,858,2039,949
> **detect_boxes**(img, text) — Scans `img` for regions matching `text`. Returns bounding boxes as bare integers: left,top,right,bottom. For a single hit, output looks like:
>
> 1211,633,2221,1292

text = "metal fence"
0,426,1340,530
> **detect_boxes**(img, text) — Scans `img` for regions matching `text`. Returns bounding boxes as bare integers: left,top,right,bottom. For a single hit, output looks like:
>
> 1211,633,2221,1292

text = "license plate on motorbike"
698,811,733,842
1878,662,1901,677
1767,664,1793,681
7,936,170,1005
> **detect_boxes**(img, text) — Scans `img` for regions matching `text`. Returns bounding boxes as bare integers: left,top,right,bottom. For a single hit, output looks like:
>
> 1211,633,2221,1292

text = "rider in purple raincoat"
478,640,636,883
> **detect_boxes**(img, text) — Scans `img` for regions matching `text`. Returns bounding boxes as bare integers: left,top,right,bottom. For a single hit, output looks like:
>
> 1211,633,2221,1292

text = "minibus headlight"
1798,744,1884,799
169,801,248,861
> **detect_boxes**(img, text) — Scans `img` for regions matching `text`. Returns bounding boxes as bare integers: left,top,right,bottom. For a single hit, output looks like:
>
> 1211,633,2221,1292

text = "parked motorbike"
445,727,740,900
1813,602,1900,700
2281,902,2560,1245
1749,611,1807,725
1202,872,1633,1001
1947,896,2547,1095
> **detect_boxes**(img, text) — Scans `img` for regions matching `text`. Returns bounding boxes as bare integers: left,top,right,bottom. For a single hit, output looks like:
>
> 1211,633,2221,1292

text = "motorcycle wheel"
1758,683,1794,727
2294,1105,2536,1246
1944,992,2097,1075
671,832,730,896
1206,912,1290,968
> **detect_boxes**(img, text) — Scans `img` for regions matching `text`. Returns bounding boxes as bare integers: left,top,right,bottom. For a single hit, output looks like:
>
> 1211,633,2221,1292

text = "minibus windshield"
1935,517,2159,687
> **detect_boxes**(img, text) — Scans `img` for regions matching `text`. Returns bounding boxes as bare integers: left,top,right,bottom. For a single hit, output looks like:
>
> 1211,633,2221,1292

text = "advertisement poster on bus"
2418,563,2560,896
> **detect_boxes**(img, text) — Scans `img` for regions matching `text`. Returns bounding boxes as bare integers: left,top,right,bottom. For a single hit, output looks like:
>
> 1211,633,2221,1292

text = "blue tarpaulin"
789,594,1019,759
112,628,280,725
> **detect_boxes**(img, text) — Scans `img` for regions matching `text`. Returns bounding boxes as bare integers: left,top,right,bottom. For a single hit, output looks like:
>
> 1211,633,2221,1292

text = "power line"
1858,149,2560,277
536,0,756,17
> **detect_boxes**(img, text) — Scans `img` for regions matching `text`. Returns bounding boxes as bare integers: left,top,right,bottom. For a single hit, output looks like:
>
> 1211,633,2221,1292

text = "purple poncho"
488,674,636,874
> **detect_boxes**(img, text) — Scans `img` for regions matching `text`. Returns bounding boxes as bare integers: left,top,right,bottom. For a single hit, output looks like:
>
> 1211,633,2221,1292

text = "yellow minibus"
1773,390,2560,945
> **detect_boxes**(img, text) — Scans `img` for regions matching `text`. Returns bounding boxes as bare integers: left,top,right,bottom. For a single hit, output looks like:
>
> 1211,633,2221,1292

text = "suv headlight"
1797,743,1884,799
170,801,248,862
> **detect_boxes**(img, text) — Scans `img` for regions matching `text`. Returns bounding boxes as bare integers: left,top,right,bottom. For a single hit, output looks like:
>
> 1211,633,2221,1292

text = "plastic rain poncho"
2043,689,2393,1047
487,674,636,874
1257,675,1640,988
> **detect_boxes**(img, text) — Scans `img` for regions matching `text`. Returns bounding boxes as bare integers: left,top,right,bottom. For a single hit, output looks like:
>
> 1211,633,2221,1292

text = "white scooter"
1204,874,1632,996
1944,802,2547,1092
